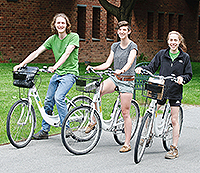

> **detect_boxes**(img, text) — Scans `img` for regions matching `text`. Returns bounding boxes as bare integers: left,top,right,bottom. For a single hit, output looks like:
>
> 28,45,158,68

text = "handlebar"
141,69,184,84
16,65,52,74
39,66,52,73
86,68,115,79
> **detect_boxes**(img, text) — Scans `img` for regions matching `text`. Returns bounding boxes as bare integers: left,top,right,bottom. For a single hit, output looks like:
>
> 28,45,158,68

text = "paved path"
0,106,200,173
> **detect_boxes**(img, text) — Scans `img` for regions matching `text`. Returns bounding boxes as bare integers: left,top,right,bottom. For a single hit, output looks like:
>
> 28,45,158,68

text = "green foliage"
137,53,149,63
0,62,199,145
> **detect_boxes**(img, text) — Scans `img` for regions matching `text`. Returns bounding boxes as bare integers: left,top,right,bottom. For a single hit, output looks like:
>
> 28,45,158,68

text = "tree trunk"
99,0,138,23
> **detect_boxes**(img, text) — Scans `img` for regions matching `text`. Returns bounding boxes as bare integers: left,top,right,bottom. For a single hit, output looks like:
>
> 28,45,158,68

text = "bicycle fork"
16,99,31,126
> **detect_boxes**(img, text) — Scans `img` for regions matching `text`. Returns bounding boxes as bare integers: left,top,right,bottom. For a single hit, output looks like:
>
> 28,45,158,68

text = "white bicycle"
134,69,183,164
6,65,92,148
61,68,140,155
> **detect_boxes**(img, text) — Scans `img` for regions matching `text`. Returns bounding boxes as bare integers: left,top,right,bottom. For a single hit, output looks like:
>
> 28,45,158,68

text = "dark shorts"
157,98,181,107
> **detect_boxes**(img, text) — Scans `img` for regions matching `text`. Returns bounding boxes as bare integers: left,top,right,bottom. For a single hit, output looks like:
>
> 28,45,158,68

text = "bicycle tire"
134,112,153,164
162,105,183,151
6,99,36,148
61,105,101,155
67,95,92,111
113,99,140,145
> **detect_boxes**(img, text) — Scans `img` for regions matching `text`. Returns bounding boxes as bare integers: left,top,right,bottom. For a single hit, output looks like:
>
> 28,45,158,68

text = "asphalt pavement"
0,105,200,173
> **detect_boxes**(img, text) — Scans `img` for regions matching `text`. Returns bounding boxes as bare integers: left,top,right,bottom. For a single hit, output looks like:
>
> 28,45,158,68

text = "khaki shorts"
109,75,134,94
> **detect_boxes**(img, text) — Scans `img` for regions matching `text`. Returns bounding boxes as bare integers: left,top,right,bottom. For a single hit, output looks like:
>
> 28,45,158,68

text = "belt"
115,75,135,81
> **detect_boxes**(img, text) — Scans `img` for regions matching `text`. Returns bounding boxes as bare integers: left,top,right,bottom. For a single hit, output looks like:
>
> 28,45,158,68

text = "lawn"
0,62,199,145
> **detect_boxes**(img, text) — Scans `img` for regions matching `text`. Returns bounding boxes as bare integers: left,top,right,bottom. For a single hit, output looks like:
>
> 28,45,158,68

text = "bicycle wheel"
134,112,153,164
162,105,183,151
6,99,36,148
67,95,92,111
113,99,140,145
61,105,101,155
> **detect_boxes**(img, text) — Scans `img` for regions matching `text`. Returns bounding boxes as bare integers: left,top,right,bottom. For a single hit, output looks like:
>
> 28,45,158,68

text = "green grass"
0,62,199,145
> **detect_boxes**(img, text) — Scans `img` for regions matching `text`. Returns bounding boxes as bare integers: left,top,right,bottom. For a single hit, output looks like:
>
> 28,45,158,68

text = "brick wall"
0,0,77,63
132,0,200,61
0,0,200,63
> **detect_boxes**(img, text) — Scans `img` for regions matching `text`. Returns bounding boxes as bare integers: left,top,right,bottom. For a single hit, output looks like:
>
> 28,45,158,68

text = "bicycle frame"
145,99,172,138
28,86,60,127
90,87,122,131
154,102,171,137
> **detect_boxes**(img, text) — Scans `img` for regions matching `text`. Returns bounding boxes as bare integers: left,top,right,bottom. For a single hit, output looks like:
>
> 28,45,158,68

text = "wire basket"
13,66,39,88
76,75,101,93
142,77,165,100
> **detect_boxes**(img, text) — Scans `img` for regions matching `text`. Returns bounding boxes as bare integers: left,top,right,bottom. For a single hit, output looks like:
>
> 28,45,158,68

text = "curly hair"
50,13,71,34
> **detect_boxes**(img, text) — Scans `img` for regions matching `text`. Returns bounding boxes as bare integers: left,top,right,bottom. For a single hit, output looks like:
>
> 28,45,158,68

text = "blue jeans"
42,73,76,132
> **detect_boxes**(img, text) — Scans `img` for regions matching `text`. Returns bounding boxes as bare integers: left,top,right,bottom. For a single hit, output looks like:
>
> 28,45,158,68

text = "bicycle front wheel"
67,95,92,111
6,99,36,148
134,112,153,164
162,105,183,151
61,105,101,155
113,99,140,145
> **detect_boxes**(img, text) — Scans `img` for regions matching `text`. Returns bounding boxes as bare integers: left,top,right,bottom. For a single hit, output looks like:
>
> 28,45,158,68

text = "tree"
99,0,138,23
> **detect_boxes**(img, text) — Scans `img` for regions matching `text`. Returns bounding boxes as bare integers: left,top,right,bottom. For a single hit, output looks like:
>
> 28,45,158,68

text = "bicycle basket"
142,77,165,100
76,75,101,93
13,66,39,88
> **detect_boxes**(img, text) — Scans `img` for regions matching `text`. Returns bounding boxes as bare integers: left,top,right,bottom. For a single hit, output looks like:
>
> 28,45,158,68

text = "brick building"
0,0,200,63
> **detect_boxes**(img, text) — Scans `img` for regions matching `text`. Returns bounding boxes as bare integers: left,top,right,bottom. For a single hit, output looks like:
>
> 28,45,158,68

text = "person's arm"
86,50,114,71
48,45,76,73
179,55,193,84
135,51,162,74
13,45,47,71
115,49,137,75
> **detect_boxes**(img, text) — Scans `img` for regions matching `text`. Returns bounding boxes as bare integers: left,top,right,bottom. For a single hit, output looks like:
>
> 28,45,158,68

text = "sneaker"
85,122,97,133
165,145,179,159
65,129,72,138
32,130,48,140
119,145,131,153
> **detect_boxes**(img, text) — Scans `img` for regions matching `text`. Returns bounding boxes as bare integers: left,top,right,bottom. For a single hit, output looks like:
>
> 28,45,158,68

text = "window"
198,16,200,41
169,13,174,32
178,14,184,34
77,5,86,41
158,12,164,40
106,12,114,41
92,6,101,41
147,12,154,40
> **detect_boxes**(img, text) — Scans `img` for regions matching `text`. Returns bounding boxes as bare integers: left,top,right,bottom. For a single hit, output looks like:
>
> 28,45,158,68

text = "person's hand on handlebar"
135,67,143,74
13,63,27,71
48,66,56,73
13,64,21,72
115,69,124,75
177,76,184,85
86,65,94,71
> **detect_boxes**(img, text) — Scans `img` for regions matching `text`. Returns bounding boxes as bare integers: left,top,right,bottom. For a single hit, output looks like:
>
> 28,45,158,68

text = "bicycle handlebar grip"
89,67,95,73
141,69,149,75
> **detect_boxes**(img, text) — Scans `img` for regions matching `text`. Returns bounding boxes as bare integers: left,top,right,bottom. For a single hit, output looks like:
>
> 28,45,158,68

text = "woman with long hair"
135,31,192,159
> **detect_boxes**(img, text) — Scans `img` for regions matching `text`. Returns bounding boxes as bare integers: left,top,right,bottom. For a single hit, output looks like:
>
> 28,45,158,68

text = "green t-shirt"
169,50,180,62
43,32,79,76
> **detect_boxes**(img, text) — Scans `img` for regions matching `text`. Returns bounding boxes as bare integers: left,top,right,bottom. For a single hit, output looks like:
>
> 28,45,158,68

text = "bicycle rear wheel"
134,112,153,164
61,105,101,155
162,105,183,151
6,99,36,148
67,95,92,111
113,99,140,145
